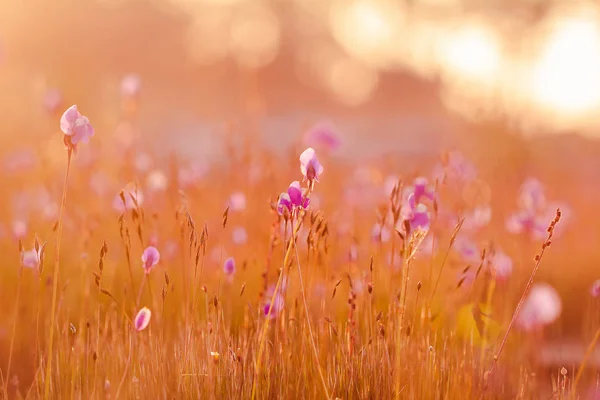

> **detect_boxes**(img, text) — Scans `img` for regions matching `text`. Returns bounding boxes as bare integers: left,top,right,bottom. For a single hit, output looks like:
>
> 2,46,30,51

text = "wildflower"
21,247,43,270
304,121,342,152
488,249,513,281
516,283,562,331
60,105,94,148
398,197,431,235
43,88,62,114
462,205,492,232
299,147,323,183
411,177,435,205
112,184,144,212
223,257,236,276
228,192,246,212
232,226,248,245
146,170,168,191
12,220,27,240
371,223,391,243
277,181,310,216
121,74,141,97
141,246,160,274
263,289,284,319
591,280,600,298
433,151,477,183
134,307,151,331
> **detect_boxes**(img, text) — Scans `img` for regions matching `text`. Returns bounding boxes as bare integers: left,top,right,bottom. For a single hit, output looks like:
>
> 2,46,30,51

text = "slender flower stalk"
44,147,72,399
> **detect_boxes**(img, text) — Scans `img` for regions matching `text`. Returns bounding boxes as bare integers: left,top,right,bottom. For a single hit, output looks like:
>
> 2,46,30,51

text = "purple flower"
304,121,342,152
518,178,546,212
398,197,431,235
433,151,477,183
488,250,513,281
371,223,391,243
113,185,144,212
121,73,141,97
412,177,435,205
134,307,151,331
263,283,285,319
43,88,62,114
60,105,94,146
228,192,246,212
277,181,310,216
299,147,324,182
141,246,160,274
223,257,236,276
21,248,41,270
506,210,549,240
454,236,480,263
516,283,562,331
591,280,600,298
232,226,248,245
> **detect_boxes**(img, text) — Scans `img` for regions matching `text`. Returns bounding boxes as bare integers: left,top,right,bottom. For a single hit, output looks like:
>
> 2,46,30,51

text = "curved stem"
44,148,72,399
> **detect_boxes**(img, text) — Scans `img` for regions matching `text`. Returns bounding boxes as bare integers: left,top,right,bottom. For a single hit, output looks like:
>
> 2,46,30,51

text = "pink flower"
43,88,62,114
228,192,246,212
277,181,310,216
112,185,144,212
232,226,248,245
303,121,342,152
134,307,151,331
60,105,94,145
591,280,600,298
21,248,41,270
488,250,513,281
121,74,141,97
412,177,435,205
516,283,562,331
141,246,160,274
299,147,323,182
223,257,236,276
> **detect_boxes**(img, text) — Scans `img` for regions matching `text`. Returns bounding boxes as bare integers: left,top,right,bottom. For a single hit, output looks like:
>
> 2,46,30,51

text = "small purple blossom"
299,147,324,182
516,283,562,331
488,250,513,281
43,88,62,114
591,280,600,298
121,74,141,97
141,246,160,274
232,226,248,245
304,121,342,152
263,291,284,319
433,151,477,183
277,181,310,216
60,105,94,146
113,185,144,212
134,307,152,331
412,177,435,205
223,257,236,276
228,192,247,212
21,248,42,270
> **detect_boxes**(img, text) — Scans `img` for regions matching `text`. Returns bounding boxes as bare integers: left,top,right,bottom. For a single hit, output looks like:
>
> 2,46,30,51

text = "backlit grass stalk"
571,324,600,398
5,261,24,398
292,220,331,400
44,147,73,399
251,219,301,400
484,209,561,392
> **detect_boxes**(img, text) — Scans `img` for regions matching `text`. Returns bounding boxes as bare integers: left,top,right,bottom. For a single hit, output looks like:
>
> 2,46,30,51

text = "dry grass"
0,127,598,400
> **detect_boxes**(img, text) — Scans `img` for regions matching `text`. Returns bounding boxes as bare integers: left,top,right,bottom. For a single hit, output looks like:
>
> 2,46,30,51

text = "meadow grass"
0,113,598,400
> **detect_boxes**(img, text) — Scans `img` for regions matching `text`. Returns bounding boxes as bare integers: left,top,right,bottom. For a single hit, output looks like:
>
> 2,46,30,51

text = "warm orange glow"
531,14,600,114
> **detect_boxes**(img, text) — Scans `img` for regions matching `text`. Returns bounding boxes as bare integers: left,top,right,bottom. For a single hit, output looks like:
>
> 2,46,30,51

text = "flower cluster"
276,148,323,220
